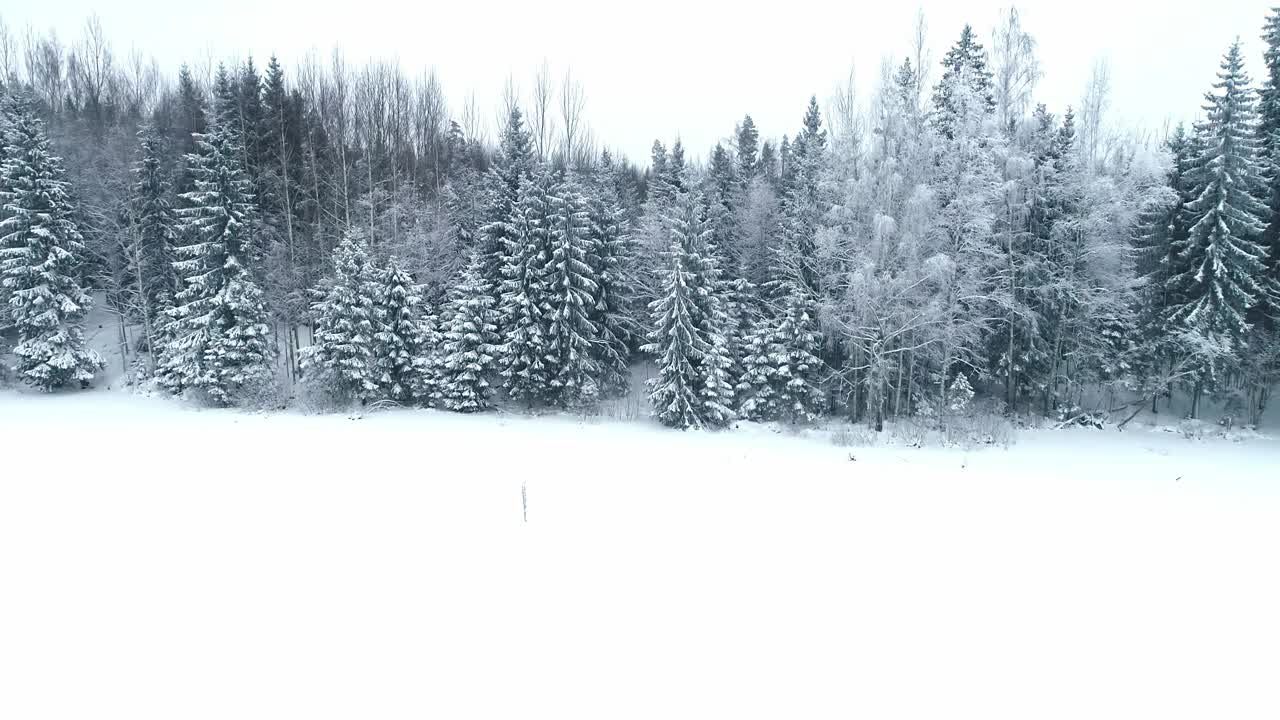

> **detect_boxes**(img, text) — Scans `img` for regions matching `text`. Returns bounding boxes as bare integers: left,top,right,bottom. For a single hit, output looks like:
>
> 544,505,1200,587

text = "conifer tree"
497,168,555,405
1260,9,1280,307
371,256,436,403
738,288,824,423
648,140,670,206
544,175,601,405
1168,42,1272,359
129,125,180,357
587,161,637,396
933,24,996,138
478,108,534,304
437,252,499,412
1134,125,1196,383
779,97,827,295
236,57,266,187
722,277,759,408
689,210,737,425
158,81,273,405
172,65,207,194
759,140,780,188
771,289,826,422
644,191,734,428
644,217,706,429
666,139,687,194
258,54,300,262
737,318,779,421
0,94,104,390
300,233,379,403
735,114,760,180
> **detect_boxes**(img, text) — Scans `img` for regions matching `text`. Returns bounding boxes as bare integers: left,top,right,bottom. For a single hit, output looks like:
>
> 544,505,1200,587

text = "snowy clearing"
1,390,1279,720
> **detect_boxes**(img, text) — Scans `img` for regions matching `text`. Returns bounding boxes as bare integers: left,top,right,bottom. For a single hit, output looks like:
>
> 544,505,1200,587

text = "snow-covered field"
1,389,1278,720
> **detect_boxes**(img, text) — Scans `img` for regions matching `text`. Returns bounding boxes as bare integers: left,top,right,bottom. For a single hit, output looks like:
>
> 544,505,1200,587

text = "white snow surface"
1,390,1279,720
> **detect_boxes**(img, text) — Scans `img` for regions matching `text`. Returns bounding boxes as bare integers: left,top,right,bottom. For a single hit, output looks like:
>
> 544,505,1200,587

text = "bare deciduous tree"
0,15,18,86
530,59,555,161
1080,59,1113,170
991,7,1041,132
559,68,585,165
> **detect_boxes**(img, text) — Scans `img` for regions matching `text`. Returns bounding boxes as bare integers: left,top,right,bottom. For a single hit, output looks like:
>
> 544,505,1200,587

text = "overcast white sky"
3,0,1274,163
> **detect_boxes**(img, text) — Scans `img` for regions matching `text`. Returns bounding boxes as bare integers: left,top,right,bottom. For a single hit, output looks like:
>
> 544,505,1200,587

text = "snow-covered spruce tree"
778,97,827,296
737,317,779,421
1259,7,1280,294
1133,125,1194,403
932,24,996,139
738,285,824,424
0,94,104,390
770,288,826,423
644,223,706,429
586,157,637,397
736,114,761,181
666,139,688,196
643,191,734,429
497,168,555,406
371,256,437,403
1251,8,1280,422
436,251,499,412
129,125,180,360
300,233,379,404
630,139,680,314
478,108,534,306
544,174,602,407
703,146,758,401
689,211,737,425
1168,42,1273,369
158,82,274,406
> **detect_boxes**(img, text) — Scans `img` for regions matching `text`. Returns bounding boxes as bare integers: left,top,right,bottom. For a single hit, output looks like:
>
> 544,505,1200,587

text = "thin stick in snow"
522,480,528,524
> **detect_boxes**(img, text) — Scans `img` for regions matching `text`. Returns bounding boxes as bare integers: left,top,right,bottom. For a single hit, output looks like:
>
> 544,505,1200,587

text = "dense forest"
1,9,1278,430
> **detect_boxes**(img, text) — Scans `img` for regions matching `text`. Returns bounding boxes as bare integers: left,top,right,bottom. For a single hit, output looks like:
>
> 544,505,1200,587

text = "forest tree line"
1,9,1279,429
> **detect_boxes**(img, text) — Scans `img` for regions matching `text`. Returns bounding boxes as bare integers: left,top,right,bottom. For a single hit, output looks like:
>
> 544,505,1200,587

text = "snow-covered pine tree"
1248,9,1280,418
643,190,734,429
158,75,274,406
933,24,996,139
371,255,436,403
643,210,707,429
736,318,779,421
586,157,637,397
737,286,824,424
1168,42,1272,360
666,139,687,195
129,125,180,360
300,233,379,403
212,64,267,268
722,277,760,405
648,140,671,206
771,288,826,423
1133,125,1194,395
704,142,757,402
478,108,534,307
1259,8,1280,296
735,114,760,181
172,65,208,195
497,167,555,406
0,93,104,390
436,251,499,412
778,97,827,296
688,203,737,427
544,174,601,406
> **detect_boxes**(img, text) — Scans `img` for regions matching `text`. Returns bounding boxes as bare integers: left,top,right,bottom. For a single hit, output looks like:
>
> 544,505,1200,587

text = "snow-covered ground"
1,389,1278,720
